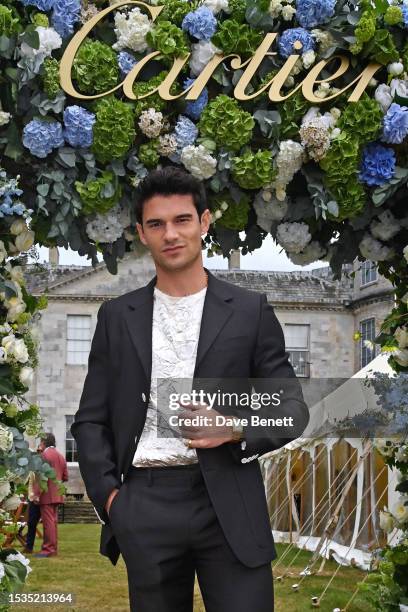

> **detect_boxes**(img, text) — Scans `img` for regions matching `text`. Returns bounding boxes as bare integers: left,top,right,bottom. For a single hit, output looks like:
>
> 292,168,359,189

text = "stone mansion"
22,250,395,496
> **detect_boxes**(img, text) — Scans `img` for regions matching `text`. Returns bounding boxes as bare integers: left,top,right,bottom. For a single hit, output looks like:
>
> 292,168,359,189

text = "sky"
33,234,329,273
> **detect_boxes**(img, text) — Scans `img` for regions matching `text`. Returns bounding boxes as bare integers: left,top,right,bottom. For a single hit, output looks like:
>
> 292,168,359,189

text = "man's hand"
176,401,235,449
105,488,119,517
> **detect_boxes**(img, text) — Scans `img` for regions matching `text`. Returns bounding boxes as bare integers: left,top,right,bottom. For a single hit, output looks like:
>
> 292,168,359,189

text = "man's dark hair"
41,432,56,447
134,167,208,225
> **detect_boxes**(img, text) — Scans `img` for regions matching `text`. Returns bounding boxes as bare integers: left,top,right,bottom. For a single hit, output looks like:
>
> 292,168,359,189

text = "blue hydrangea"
181,6,217,41
18,0,55,10
51,0,81,39
118,51,138,77
0,171,25,218
174,114,198,148
278,27,316,58
402,5,408,27
23,119,64,158
382,102,408,145
295,0,336,29
359,143,396,187
63,105,96,148
183,78,208,120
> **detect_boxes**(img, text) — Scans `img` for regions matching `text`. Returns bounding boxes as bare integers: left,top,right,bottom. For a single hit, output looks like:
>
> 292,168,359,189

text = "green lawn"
12,524,373,611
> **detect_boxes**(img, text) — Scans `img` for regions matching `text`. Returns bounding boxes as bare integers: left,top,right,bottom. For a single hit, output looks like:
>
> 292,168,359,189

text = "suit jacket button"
142,392,146,402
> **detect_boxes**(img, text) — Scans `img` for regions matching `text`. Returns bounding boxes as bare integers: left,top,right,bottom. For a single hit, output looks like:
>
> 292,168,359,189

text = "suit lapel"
123,269,234,381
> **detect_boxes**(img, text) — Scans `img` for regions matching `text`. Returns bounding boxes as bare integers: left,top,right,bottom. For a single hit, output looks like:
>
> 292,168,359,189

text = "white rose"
11,338,29,363
0,347,7,363
15,230,35,252
10,220,26,236
392,500,408,524
375,83,393,113
0,481,11,502
19,366,34,388
0,111,11,127
0,425,13,452
404,244,408,263
10,266,25,286
0,240,7,264
390,78,408,99
2,494,22,512
388,62,404,76
395,327,408,349
380,510,395,533
1,335,15,353
6,297,26,322
393,348,408,367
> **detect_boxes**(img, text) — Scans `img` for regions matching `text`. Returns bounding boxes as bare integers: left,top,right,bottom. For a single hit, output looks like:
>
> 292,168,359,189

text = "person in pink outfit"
32,433,68,558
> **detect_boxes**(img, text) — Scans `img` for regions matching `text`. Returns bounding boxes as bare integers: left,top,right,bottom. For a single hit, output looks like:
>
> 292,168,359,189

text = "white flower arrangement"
138,108,164,138
370,210,401,242
180,144,217,180
113,7,152,53
190,41,220,77
20,26,62,60
359,233,395,261
276,221,312,254
274,140,306,200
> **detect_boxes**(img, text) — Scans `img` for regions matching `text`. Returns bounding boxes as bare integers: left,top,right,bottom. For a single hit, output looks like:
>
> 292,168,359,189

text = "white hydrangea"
392,348,408,367
253,191,288,231
20,26,62,59
310,29,336,55
180,145,217,180
395,326,408,349
203,0,229,14
274,140,306,201
0,112,11,127
157,133,178,156
268,0,283,17
370,210,401,242
190,41,220,77
86,207,126,244
113,8,152,53
6,552,32,575
287,241,327,265
281,4,296,20
138,108,164,138
300,108,339,161
276,222,312,254
302,49,316,69
359,234,395,261
0,426,13,453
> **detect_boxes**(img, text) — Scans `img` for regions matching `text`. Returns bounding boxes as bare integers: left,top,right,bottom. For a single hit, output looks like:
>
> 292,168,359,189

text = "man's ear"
136,222,147,246
200,209,211,235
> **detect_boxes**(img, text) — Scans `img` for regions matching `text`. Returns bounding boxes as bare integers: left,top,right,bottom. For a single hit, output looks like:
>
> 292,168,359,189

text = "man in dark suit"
71,167,309,612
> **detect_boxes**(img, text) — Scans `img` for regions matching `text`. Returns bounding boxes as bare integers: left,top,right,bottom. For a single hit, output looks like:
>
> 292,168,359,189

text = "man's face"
136,194,211,272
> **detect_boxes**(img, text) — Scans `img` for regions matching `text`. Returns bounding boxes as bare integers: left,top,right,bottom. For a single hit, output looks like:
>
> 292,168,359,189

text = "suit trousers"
108,463,274,612
40,503,59,555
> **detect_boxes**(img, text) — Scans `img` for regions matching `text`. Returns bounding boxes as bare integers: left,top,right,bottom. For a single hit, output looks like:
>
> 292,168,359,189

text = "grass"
11,525,373,611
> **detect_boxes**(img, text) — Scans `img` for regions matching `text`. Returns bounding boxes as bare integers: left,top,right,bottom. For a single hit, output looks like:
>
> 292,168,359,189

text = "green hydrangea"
146,21,189,58
133,71,180,117
92,97,136,164
212,19,263,55
319,134,366,221
355,9,376,44
384,6,403,25
212,192,251,230
227,0,247,23
42,58,61,99
280,91,310,138
337,94,383,143
0,5,20,36
403,41,408,74
138,141,160,168
73,40,119,95
32,12,49,27
231,149,276,190
198,94,255,152
75,171,122,215
157,0,198,26
367,29,399,65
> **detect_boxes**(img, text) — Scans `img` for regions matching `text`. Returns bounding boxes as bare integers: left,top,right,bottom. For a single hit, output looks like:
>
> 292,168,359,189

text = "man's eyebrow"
145,213,194,224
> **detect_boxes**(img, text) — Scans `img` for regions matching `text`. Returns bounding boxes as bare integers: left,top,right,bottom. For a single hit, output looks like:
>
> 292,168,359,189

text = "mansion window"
65,415,77,463
66,314,91,365
360,318,376,368
361,260,377,286
284,324,310,378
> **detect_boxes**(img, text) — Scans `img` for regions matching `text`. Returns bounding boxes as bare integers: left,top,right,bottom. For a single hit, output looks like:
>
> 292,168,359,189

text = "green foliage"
0,5,20,37
75,171,122,215
213,191,251,230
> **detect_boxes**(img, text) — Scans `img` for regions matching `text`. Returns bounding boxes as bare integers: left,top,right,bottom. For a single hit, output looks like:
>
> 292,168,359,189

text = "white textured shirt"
132,285,207,467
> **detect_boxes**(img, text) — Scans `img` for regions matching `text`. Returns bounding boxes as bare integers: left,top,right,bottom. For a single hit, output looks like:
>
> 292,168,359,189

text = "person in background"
32,433,68,558
23,447,42,554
